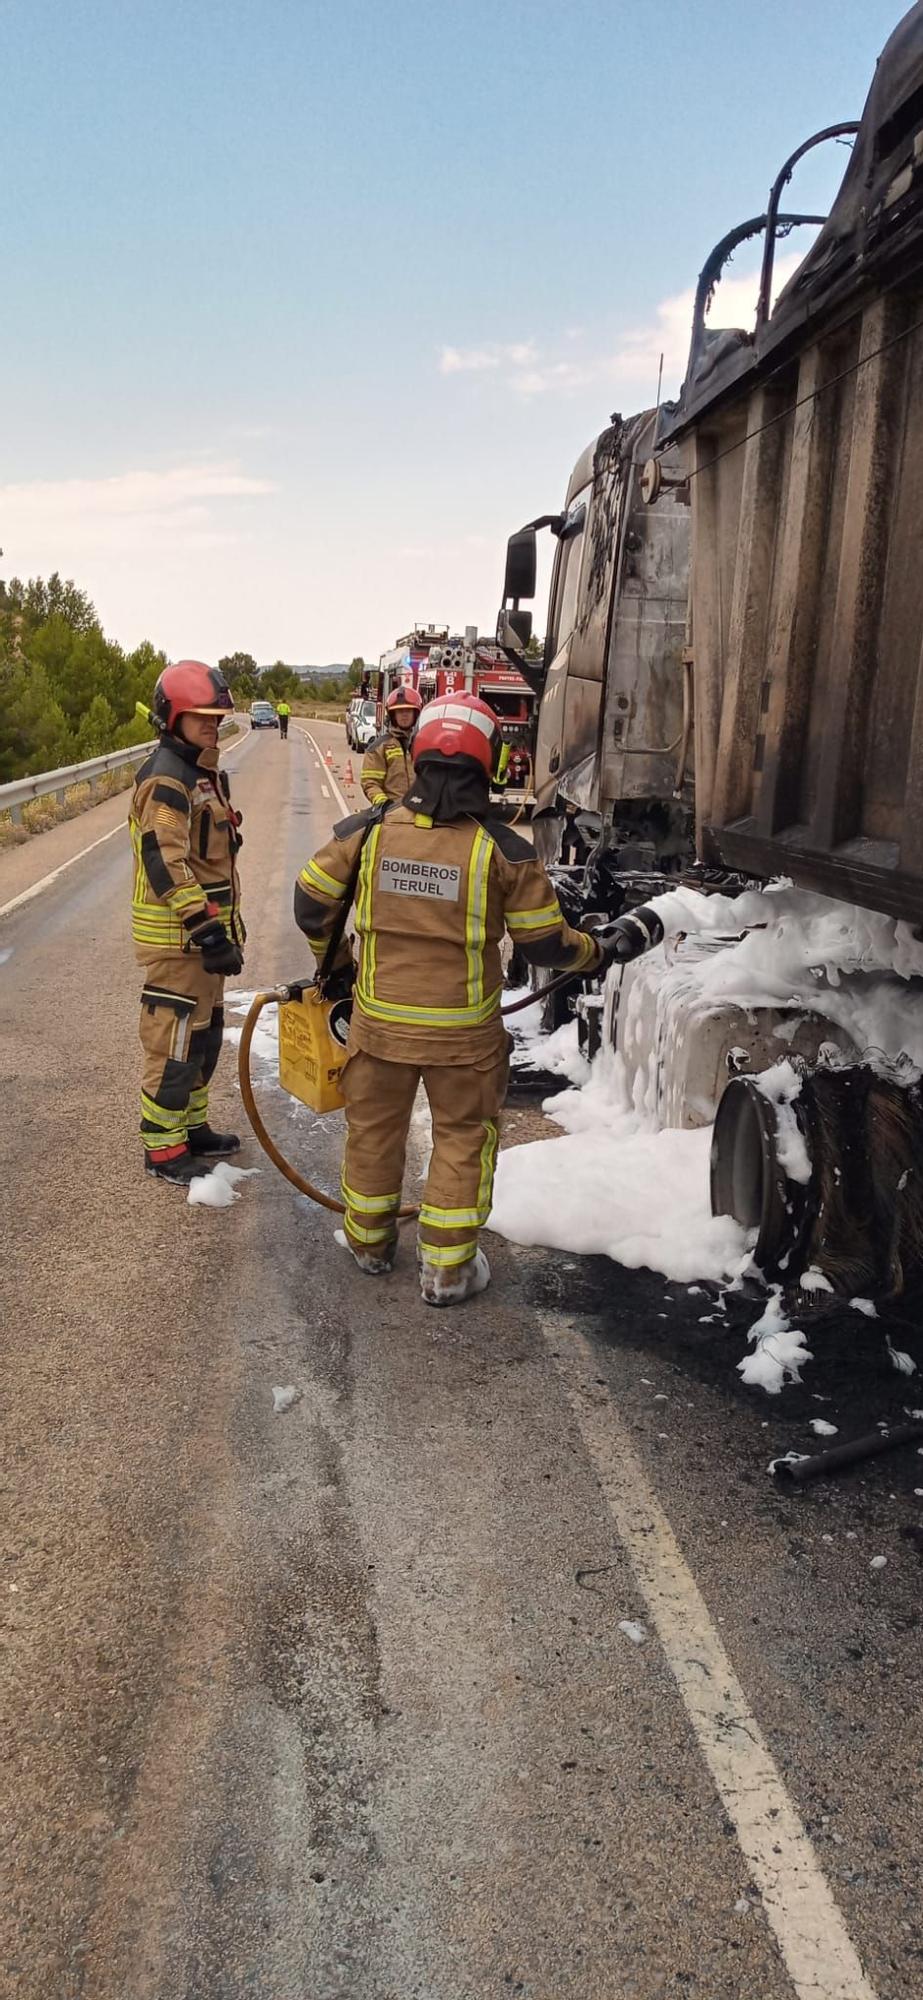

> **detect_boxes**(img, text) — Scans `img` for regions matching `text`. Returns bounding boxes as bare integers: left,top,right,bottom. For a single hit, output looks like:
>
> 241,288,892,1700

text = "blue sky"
0,0,904,663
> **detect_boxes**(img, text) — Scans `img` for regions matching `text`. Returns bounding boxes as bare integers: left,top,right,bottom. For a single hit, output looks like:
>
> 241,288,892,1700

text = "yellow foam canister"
277,987,350,1115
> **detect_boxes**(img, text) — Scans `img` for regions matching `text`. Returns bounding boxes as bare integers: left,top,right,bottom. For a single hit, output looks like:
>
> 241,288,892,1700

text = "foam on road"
1,712,916,2000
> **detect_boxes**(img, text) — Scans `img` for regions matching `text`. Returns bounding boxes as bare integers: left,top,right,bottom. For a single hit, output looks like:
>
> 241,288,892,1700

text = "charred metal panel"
532,419,628,809
533,410,691,817
600,437,690,808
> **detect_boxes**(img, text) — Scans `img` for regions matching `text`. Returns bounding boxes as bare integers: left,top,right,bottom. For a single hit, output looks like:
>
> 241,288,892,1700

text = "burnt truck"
498,409,692,879
497,3,923,1293
496,410,696,1039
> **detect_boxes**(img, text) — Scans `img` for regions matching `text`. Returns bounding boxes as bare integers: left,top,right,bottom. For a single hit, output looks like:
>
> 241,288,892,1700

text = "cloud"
438,339,598,398
438,250,807,406
438,340,537,375
0,460,275,559
398,530,495,563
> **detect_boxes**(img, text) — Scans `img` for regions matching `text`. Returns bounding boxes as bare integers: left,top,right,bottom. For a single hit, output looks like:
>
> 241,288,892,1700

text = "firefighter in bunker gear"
360,684,423,805
295,692,604,1303
130,659,245,1185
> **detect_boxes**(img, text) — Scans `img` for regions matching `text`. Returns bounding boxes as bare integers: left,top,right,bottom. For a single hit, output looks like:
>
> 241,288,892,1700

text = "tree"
0,653,70,781
259,661,303,701
6,571,97,634
524,633,544,660
114,708,158,750
348,656,365,688
72,692,119,762
122,640,167,725
30,618,126,730
218,650,258,688
0,570,170,780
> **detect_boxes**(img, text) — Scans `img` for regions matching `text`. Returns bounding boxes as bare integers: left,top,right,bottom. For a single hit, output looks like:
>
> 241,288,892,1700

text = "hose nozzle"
595,904,666,968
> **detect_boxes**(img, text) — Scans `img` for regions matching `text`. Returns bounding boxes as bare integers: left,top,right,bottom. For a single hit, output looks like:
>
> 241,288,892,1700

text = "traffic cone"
345,759,355,785
325,747,333,769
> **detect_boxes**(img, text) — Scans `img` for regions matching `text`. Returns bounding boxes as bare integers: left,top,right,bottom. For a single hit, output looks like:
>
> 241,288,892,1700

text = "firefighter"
130,660,245,1185
294,692,615,1304
277,699,291,739
360,684,422,805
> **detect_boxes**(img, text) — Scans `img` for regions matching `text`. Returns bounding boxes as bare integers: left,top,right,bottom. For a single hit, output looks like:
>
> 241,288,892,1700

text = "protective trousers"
138,951,225,1155
340,1047,508,1268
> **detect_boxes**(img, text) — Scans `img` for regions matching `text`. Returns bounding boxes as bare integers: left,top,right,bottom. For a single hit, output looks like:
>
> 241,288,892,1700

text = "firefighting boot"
188,1124,242,1156
144,1145,214,1186
419,1248,491,1307
334,1228,396,1275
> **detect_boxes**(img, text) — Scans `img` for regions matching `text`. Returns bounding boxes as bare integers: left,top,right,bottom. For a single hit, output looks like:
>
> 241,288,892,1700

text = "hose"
238,988,419,1217
239,961,595,1206
772,1418,923,1485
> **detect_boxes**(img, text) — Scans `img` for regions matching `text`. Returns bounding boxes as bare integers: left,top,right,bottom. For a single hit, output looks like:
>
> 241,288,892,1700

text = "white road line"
0,727,254,923
321,784,330,799
541,1314,878,2000
297,727,351,816
0,821,128,920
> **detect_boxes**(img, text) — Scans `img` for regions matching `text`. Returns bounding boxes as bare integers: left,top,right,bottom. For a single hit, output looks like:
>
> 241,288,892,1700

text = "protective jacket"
129,734,244,955
360,729,413,806
295,802,599,1065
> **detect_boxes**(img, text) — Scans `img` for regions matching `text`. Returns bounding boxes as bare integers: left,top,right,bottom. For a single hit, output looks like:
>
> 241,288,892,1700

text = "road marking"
321,784,329,799
0,727,253,923
298,727,350,816
0,821,128,920
541,1314,878,2000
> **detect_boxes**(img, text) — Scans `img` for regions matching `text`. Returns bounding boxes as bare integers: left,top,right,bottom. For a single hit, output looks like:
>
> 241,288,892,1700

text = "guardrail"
0,741,156,824
0,718,244,826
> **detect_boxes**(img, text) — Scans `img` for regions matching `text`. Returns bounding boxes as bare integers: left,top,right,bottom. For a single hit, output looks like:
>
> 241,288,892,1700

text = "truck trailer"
495,2,923,1296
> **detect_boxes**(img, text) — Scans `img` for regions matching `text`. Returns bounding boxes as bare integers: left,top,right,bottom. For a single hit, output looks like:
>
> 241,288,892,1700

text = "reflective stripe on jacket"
294,804,599,1063
129,738,243,954
360,730,412,805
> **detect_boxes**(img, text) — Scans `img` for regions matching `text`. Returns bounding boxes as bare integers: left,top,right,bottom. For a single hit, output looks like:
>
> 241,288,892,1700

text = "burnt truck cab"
497,409,692,890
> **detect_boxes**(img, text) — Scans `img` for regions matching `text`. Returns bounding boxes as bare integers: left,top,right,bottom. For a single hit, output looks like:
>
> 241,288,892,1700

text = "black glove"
594,904,665,969
186,913,244,975
320,959,356,1003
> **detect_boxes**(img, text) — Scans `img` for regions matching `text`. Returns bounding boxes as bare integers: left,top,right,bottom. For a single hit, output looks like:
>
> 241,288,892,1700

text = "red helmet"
153,660,234,733
411,692,504,779
386,684,423,715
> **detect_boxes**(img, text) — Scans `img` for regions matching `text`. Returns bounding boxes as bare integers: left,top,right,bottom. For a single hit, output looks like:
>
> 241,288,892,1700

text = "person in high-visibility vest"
129,660,244,1185
277,699,291,740
295,693,615,1304
360,685,422,804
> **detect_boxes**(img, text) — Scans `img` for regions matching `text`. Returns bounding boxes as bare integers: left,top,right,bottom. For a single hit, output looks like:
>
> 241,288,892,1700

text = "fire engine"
373,625,537,798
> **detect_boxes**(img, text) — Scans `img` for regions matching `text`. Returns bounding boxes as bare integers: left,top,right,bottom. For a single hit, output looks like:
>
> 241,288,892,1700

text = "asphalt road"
1,718,921,2000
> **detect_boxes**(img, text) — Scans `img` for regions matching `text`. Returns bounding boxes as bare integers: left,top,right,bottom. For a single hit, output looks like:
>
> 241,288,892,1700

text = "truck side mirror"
496,607,533,652
503,529,537,604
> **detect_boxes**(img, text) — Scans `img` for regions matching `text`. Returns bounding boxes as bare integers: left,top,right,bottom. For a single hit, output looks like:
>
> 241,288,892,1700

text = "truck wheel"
710,1076,815,1278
